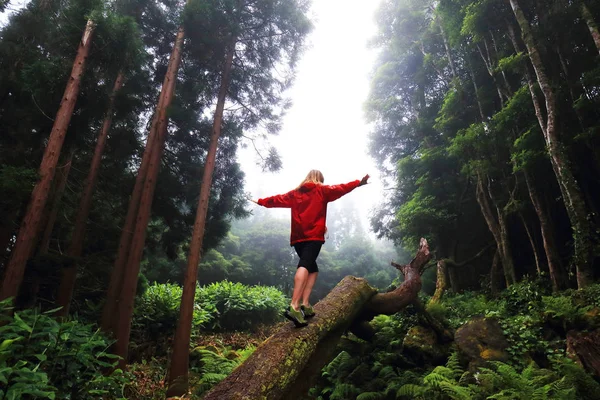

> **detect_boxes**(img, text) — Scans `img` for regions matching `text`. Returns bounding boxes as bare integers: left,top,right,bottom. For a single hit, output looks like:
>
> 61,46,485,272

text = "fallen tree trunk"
202,238,431,400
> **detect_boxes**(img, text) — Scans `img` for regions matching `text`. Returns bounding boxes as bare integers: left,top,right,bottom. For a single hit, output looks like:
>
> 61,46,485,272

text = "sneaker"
301,305,315,318
284,306,308,327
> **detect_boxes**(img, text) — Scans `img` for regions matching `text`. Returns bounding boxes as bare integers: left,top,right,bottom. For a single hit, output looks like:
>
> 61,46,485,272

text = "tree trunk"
510,0,593,288
437,14,457,79
56,71,125,317
0,20,95,302
203,239,431,400
430,259,449,304
166,38,236,397
518,212,542,277
581,3,600,55
490,249,501,295
38,151,74,255
112,27,185,366
523,169,564,292
475,173,515,286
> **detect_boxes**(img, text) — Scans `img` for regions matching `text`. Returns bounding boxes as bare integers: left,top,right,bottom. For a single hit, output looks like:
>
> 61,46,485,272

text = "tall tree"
509,0,594,288
56,71,125,316
167,37,236,394
0,19,95,302
166,0,312,392
111,25,186,363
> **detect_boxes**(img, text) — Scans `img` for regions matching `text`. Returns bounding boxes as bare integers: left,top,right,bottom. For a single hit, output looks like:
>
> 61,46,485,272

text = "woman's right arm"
257,190,295,208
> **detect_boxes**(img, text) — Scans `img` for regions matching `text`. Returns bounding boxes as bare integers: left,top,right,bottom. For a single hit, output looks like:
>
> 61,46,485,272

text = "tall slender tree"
0,19,95,301
56,71,125,316
509,0,594,288
166,38,235,394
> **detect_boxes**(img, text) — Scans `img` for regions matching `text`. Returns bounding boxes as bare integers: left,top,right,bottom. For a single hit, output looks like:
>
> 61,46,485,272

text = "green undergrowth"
0,298,128,400
311,281,600,399
130,281,287,358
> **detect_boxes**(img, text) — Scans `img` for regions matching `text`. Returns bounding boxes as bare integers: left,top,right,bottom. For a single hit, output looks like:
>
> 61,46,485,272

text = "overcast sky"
1,0,386,232
241,0,384,229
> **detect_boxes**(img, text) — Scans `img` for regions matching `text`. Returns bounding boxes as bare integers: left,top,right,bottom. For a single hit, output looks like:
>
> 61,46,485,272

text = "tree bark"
202,239,431,400
490,249,501,295
38,151,74,255
523,169,564,292
57,71,125,317
112,27,185,366
166,38,236,397
430,260,449,304
518,212,542,277
0,20,95,302
510,0,593,288
475,173,515,286
581,2,600,55
436,13,457,79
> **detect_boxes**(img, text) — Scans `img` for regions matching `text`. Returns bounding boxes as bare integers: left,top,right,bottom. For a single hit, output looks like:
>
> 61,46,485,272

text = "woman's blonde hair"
296,169,324,189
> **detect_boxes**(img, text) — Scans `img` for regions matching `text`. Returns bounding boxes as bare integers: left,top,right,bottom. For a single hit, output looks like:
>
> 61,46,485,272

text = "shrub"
0,299,128,399
132,282,211,344
440,291,504,328
196,281,288,331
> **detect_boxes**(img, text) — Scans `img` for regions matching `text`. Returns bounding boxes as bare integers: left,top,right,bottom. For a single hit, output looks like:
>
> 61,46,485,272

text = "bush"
196,281,288,331
440,291,504,328
0,299,128,399
132,282,211,345
134,281,287,338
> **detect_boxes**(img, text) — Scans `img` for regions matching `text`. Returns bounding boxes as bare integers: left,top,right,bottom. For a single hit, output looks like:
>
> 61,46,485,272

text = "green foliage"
191,345,255,396
132,283,211,349
500,279,550,315
133,281,287,341
439,291,504,328
0,299,128,399
196,281,288,331
476,362,576,400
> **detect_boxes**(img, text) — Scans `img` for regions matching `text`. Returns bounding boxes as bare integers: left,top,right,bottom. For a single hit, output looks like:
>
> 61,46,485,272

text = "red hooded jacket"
258,180,361,245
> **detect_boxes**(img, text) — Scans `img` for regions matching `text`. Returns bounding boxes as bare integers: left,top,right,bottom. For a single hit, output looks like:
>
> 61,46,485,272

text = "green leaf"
13,313,32,333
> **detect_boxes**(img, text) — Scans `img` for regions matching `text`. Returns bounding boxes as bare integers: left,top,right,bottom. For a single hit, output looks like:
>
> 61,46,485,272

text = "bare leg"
291,267,309,310
302,272,318,306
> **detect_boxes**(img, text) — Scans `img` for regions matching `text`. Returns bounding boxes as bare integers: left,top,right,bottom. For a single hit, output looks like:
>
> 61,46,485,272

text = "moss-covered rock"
454,317,509,371
403,325,448,365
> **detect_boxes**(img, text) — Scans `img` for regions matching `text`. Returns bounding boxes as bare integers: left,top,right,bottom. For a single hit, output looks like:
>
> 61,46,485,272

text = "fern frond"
356,391,385,400
424,372,451,388
439,380,477,400
397,383,425,398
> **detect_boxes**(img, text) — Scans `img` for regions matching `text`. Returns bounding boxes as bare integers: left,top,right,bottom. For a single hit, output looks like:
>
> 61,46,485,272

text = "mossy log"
202,238,431,400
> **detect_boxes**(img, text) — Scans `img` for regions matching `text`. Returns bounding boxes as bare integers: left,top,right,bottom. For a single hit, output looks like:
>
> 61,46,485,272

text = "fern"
377,365,397,381
397,383,426,398
356,391,384,400
438,381,477,399
424,372,452,388
330,383,359,400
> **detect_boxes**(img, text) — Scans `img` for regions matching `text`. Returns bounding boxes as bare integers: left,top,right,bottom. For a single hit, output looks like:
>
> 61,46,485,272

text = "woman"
252,170,369,327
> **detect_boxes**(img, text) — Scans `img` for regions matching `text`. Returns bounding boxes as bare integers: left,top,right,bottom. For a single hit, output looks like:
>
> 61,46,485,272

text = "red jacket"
258,180,361,245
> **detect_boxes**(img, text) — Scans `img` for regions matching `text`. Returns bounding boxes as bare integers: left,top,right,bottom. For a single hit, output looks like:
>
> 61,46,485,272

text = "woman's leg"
302,272,318,307
291,267,309,310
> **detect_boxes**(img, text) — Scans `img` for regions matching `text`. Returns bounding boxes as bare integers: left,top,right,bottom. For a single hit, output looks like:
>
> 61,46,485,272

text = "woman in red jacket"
252,170,369,327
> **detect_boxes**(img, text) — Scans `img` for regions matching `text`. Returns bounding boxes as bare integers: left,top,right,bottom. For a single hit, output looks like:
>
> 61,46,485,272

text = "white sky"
1,0,386,232
240,0,384,230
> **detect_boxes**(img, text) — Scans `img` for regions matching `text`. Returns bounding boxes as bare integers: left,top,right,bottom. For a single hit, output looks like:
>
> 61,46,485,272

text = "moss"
480,348,504,360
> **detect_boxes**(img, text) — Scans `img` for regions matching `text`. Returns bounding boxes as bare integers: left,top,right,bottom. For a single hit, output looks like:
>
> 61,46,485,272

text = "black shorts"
293,241,323,274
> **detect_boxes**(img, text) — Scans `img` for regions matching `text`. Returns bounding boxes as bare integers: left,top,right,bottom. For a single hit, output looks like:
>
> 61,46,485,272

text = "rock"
566,329,600,378
454,317,509,371
403,325,448,365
